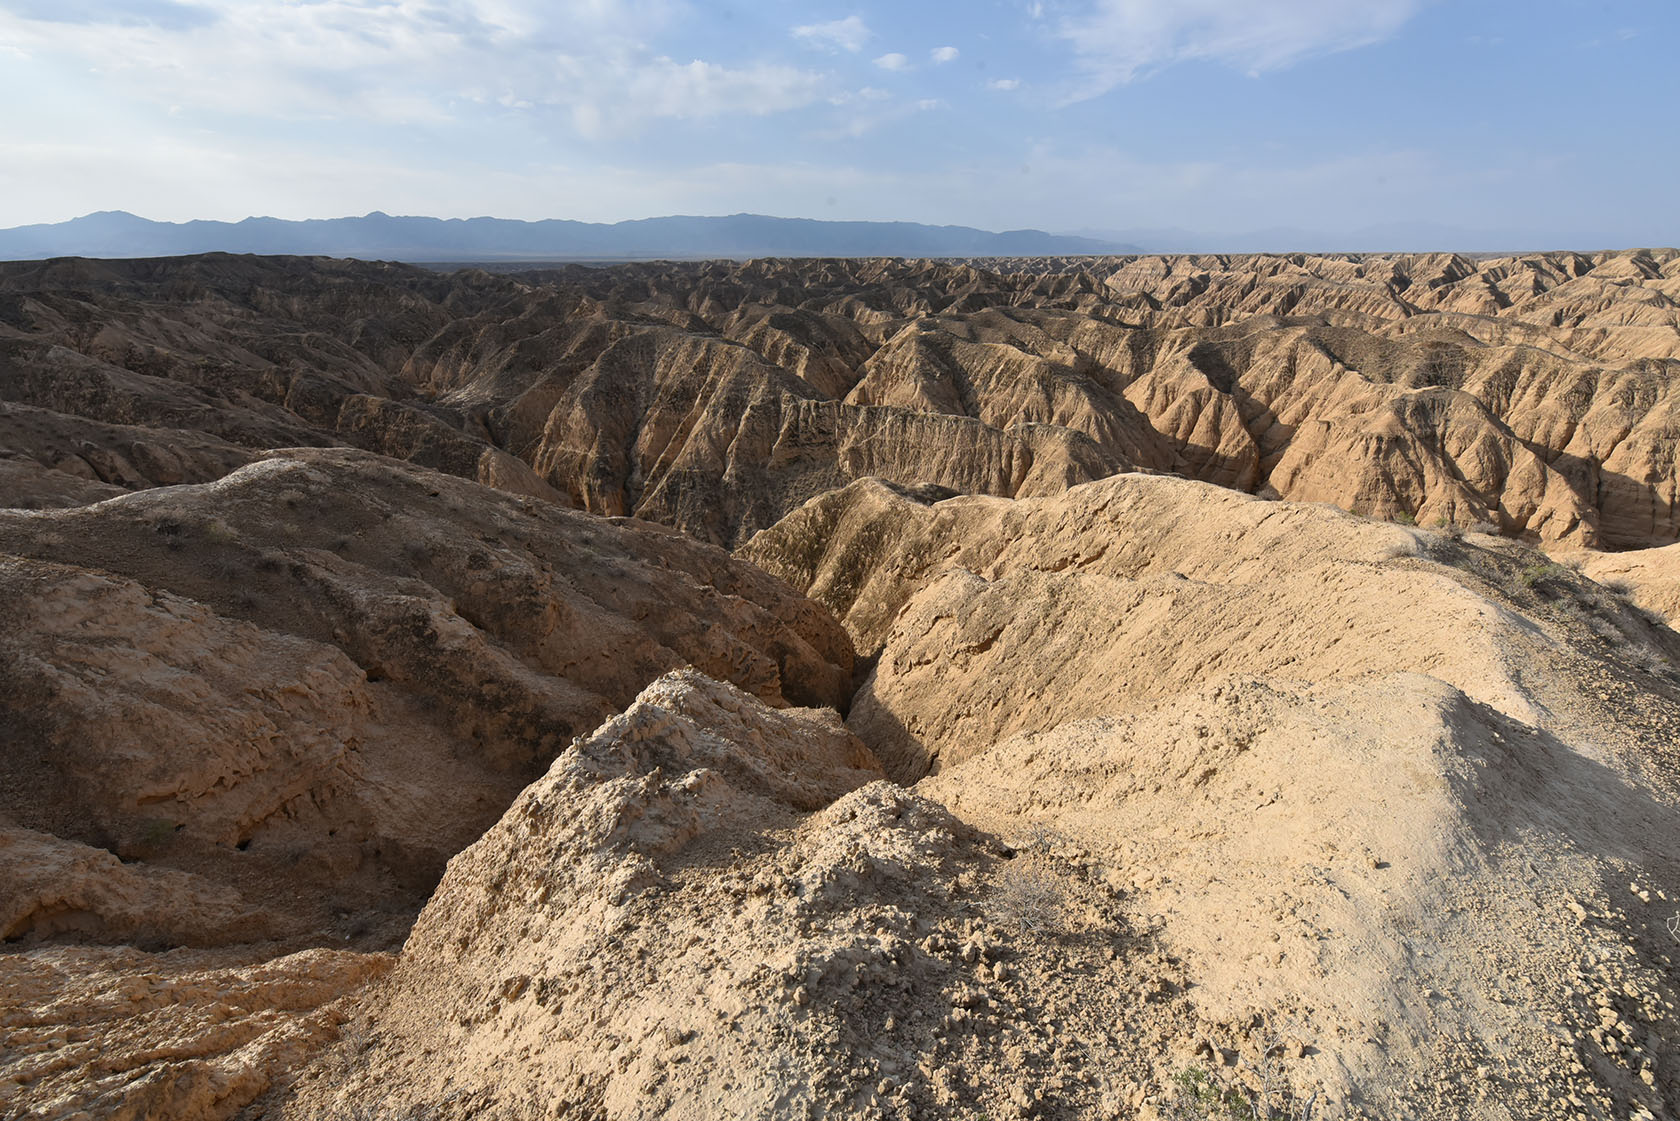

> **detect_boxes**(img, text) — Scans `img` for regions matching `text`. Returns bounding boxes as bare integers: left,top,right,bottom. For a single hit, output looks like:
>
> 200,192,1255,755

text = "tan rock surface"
749,473,1680,780
7,250,1680,547
5,251,1680,1121
1572,541,1680,628
921,672,1680,1120
271,670,907,1120
0,944,388,1121
0,447,852,939
261,653,1680,1120
268,671,1229,1121
0,445,858,1120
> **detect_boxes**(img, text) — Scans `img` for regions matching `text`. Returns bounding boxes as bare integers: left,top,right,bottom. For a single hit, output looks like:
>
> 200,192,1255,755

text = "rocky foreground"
1,253,1679,1120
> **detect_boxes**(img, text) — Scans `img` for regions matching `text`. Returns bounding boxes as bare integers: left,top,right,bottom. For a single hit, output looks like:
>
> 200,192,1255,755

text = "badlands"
0,250,1678,1121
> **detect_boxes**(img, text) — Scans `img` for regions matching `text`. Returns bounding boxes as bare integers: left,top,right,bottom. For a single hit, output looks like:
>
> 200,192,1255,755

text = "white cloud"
873,52,909,71
827,85,889,106
791,14,871,53
1056,0,1427,99
988,78,1021,90
930,45,959,63
0,0,827,134
816,93,944,141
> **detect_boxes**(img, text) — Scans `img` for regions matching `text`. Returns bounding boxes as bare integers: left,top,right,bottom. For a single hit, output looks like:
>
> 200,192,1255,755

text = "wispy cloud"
1056,0,1428,99
791,14,871,53
988,78,1021,91
873,51,909,71
0,0,827,134
930,45,958,63
817,88,946,141
828,86,891,106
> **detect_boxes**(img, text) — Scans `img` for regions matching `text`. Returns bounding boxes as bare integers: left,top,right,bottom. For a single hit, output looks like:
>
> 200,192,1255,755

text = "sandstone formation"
2,946,388,1121
4,251,1680,1121
0,446,853,1121
5,250,1680,548
744,473,1678,779
0,447,852,929
922,671,1680,1120
270,484,1680,1119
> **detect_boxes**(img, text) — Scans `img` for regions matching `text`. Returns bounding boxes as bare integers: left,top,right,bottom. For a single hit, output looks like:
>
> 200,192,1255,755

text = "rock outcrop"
5,250,1680,547
6,250,1680,1121
0,448,854,940
748,472,1680,780
0,944,388,1121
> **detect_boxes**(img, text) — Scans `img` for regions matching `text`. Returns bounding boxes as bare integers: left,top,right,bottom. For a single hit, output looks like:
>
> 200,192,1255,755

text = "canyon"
2,250,1678,1120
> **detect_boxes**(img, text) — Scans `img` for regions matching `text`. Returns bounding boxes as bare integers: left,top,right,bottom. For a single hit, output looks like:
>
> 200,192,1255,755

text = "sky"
0,0,1675,246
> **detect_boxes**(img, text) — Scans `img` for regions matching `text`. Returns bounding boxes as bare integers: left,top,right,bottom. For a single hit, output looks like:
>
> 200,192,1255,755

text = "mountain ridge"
0,210,1139,262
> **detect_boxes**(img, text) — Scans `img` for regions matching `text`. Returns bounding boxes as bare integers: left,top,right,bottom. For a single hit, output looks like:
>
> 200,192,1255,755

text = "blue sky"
0,0,1673,245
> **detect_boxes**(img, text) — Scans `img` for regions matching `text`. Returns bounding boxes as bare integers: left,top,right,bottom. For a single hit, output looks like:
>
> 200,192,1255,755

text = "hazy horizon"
5,207,1667,258
2,1,1676,247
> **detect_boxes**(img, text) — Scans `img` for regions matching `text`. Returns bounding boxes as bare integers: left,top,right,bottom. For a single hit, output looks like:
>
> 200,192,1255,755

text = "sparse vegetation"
1168,1066,1252,1120
991,853,1067,935
990,823,1071,934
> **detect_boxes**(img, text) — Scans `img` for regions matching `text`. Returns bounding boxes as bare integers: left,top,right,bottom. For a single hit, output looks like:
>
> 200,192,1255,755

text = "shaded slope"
0,447,853,944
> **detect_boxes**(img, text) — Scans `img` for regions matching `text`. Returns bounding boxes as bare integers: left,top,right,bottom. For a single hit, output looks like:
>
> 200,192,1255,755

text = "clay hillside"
2,251,1678,1121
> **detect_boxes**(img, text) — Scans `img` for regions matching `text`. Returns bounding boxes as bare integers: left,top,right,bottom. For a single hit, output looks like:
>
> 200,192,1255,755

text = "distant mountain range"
0,211,1139,262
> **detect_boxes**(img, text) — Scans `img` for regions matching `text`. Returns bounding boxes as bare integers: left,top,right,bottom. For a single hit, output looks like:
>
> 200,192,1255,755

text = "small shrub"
1392,510,1416,526
1168,1014,1322,1121
992,826,1071,934
1168,1067,1250,1121
208,556,245,583
992,857,1067,935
